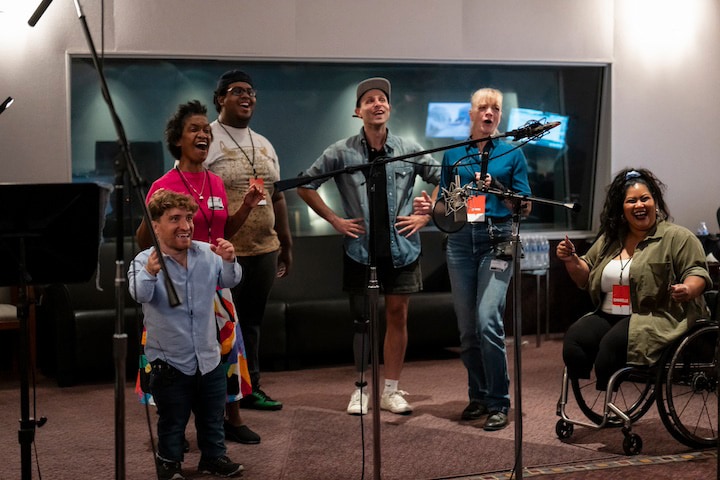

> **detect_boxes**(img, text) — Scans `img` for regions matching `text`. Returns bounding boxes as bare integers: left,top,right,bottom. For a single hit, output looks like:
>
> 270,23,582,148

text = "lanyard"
218,122,257,178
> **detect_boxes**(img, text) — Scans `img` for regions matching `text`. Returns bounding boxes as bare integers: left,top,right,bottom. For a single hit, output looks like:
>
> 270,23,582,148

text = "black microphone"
568,203,582,213
506,120,561,141
28,0,54,27
0,97,13,116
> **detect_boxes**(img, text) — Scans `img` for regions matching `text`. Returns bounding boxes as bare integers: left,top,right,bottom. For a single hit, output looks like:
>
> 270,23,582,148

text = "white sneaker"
347,389,369,415
380,390,413,414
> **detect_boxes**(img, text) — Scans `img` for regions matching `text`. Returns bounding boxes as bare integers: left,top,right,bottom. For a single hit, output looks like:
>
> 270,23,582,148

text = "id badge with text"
467,195,486,223
611,284,631,315
250,177,267,205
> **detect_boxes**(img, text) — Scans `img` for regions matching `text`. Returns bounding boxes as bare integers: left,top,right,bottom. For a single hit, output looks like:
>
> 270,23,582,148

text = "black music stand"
0,182,106,480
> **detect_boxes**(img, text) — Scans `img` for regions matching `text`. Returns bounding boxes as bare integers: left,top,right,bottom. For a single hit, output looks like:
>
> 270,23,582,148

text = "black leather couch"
36,240,145,387
36,231,460,386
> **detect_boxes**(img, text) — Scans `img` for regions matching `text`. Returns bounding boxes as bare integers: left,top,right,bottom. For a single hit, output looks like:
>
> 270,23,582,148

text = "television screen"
506,108,569,149
425,102,471,139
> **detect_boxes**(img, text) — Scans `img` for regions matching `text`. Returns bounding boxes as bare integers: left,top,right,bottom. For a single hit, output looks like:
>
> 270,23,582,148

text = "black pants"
230,250,279,390
562,311,630,390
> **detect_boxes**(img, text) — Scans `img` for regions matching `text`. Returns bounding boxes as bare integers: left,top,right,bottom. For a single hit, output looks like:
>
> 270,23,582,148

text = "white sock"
384,379,399,394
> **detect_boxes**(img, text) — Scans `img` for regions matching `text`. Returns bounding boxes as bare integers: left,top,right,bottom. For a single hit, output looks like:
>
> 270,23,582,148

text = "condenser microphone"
506,120,561,141
442,174,469,222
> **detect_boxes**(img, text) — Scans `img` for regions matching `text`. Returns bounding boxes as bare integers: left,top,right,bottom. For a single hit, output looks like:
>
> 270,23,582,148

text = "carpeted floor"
0,338,716,479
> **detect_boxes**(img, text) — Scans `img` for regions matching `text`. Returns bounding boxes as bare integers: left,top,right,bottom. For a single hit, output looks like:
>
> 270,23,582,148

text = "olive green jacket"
580,220,712,365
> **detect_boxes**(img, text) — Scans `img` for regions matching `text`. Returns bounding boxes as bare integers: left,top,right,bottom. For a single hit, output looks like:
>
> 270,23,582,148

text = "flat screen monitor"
425,102,472,139
506,107,569,149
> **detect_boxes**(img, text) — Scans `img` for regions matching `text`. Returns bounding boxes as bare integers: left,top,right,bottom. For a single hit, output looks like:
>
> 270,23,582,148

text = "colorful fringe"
135,287,252,403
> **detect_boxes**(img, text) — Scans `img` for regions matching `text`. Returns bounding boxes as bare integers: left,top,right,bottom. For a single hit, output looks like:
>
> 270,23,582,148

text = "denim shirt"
301,128,440,267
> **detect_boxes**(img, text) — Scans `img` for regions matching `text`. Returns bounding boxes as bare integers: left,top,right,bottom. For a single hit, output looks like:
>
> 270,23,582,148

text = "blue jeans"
446,220,513,412
149,361,226,462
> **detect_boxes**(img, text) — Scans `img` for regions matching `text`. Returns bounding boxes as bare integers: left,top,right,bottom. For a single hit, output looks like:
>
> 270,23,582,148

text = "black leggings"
562,311,630,390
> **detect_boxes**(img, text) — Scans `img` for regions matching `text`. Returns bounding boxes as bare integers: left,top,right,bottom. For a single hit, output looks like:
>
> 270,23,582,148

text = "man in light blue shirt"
129,189,243,480
298,77,440,416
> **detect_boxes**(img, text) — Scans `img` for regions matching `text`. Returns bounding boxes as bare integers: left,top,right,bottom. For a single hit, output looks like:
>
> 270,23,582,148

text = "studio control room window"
70,58,606,238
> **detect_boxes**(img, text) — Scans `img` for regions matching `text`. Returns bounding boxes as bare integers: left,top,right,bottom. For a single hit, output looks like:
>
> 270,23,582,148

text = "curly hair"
147,189,199,221
164,100,210,160
597,167,671,253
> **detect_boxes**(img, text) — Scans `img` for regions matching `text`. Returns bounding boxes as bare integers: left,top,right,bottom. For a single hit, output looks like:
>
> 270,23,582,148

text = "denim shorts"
342,254,422,295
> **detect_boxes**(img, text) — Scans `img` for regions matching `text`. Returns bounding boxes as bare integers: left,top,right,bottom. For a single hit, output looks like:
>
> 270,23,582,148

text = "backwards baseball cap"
356,77,391,107
213,70,254,111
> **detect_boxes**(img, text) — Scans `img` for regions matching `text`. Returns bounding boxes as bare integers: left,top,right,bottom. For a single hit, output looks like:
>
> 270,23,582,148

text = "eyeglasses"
226,86,256,98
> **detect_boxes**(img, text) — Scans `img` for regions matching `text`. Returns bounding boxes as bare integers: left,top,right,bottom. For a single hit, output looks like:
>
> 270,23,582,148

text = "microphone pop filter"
432,197,466,234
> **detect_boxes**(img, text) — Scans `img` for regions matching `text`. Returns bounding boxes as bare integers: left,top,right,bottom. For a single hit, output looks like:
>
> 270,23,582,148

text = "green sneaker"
239,388,283,410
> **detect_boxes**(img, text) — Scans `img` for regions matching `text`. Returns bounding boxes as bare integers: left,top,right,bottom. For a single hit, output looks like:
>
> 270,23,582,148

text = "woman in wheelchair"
555,167,714,453
557,167,711,390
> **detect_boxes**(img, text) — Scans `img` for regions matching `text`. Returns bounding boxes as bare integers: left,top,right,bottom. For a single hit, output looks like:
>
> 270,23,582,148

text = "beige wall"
0,0,718,231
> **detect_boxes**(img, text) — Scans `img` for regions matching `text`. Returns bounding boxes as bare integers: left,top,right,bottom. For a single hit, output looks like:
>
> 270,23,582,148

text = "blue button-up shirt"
128,242,242,376
441,139,531,218
300,128,440,267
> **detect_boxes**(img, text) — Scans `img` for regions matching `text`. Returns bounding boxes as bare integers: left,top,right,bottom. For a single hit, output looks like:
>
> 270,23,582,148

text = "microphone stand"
275,122,566,480
70,2,180,479
367,164,382,480
467,184,576,479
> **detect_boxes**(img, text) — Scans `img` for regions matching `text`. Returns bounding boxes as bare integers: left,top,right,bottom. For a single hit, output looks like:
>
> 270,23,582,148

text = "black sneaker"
224,420,261,444
155,456,185,480
239,389,283,411
197,455,244,477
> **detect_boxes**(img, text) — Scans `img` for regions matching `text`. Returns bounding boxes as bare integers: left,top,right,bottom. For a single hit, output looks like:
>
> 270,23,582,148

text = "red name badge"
611,284,631,315
467,195,486,223
250,177,267,205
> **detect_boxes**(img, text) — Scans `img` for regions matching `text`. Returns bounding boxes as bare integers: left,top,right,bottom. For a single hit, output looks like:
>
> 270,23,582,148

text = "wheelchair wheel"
656,323,718,448
555,419,574,439
571,367,655,425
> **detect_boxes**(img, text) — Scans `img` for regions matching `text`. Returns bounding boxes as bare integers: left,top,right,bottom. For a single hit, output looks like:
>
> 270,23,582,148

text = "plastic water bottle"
526,236,538,269
698,222,709,236
539,236,550,269
521,235,532,269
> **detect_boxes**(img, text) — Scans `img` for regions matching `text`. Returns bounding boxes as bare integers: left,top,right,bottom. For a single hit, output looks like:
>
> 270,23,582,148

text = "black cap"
213,70,254,112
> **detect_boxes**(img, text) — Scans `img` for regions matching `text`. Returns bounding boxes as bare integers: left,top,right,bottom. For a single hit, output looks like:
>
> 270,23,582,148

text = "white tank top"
600,258,633,314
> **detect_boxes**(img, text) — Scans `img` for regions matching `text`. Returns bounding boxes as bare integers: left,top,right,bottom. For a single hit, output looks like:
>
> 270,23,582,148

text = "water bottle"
527,236,538,269
539,236,550,269
521,235,532,269
698,222,709,236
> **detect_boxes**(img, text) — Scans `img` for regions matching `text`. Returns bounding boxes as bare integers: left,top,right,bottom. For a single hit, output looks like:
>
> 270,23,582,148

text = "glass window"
70,58,605,238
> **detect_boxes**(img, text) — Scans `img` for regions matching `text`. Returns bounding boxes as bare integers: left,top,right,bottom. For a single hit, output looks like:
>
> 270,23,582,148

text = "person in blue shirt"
128,189,244,480
415,87,532,431
297,77,440,416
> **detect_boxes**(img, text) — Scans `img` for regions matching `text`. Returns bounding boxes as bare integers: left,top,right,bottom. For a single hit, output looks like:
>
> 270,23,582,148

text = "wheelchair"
555,303,718,455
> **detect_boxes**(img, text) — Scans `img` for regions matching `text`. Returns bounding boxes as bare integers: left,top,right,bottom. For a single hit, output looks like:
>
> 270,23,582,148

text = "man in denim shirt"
298,78,440,416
